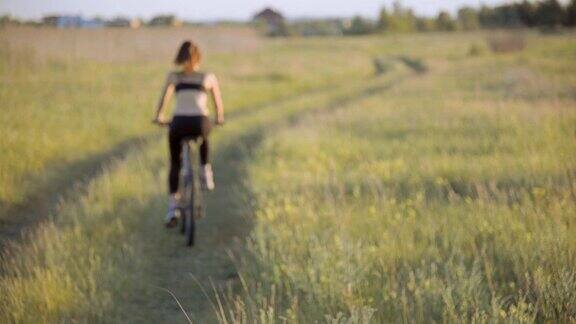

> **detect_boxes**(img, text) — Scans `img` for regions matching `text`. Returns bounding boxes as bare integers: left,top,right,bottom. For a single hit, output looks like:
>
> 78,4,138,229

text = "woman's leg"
200,138,209,165
168,124,183,194
198,116,214,190
199,116,211,166
165,120,185,226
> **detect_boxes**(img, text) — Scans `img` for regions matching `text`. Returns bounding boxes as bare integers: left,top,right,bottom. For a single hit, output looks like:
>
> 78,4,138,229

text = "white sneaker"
165,197,180,228
201,164,215,191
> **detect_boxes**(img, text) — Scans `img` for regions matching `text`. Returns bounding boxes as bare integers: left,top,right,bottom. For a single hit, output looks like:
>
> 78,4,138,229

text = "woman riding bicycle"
153,40,224,227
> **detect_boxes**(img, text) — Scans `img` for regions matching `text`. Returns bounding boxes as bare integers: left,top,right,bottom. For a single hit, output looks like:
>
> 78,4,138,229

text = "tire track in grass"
226,78,371,120
0,77,358,260
0,68,417,322
0,134,156,253
129,70,417,323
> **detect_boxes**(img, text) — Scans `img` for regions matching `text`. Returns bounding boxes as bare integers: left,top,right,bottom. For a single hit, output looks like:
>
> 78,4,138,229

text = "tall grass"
0,57,159,209
221,35,576,322
0,28,384,322
0,28,574,322
0,142,165,322
0,28,373,215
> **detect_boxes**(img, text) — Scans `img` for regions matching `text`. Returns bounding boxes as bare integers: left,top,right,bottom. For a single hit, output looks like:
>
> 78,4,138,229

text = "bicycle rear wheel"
184,208,195,247
186,151,203,247
179,142,197,247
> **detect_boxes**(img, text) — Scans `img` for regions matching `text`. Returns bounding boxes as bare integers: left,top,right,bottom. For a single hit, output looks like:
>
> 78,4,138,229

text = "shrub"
372,57,392,75
398,55,428,73
487,33,526,53
468,43,486,56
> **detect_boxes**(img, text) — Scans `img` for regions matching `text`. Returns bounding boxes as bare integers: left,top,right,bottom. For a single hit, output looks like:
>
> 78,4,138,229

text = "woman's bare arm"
208,74,224,125
153,75,175,123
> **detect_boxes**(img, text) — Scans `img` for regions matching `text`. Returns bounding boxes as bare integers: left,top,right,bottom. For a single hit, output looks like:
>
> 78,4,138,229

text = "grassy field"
0,27,575,323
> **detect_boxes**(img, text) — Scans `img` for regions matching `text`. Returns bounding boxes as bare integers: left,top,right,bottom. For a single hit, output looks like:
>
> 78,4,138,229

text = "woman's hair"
174,40,201,66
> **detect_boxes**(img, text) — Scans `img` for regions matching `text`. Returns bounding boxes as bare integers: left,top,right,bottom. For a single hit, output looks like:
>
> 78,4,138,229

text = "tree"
495,5,523,27
416,17,436,32
290,20,343,37
515,0,538,27
535,0,565,28
565,0,576,26
271,21,290,37
0,15,20,27
436,11,457,31
345,16,375,35
0,15,10,27
478,4,522,28
393,1,404,16
377,7,393,31
478,5,496,27
401,9,418,32
458,7,480,30
376,2,419,33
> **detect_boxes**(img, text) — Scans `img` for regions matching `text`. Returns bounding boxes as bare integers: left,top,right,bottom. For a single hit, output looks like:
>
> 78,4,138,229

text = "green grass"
0,29,379,322
0,34,374,213
223,34,576,322
0,29,575,322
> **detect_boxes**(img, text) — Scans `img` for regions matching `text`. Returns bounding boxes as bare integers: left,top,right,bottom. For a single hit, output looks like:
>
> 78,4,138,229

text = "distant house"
43,15,81,28
82,19,104,28
130,18,142,29
148,15,182,27
253,7,286,35
42,15,103,28
107,17,130,27
107,17,142,28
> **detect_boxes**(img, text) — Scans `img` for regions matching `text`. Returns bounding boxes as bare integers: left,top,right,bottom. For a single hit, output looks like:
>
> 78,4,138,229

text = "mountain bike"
158,121,205,247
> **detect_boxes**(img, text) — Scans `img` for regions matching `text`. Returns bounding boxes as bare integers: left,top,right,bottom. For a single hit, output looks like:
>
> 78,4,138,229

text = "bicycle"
157,121,205,247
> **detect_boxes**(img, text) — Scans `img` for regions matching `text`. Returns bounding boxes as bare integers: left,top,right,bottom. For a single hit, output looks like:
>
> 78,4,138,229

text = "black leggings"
168,116,211,194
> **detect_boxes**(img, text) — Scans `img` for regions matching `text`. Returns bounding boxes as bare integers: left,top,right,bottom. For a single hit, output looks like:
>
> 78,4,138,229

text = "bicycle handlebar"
152,119,225,127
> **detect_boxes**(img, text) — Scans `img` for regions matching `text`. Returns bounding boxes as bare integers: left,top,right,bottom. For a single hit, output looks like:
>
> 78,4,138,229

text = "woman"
153,40,224,227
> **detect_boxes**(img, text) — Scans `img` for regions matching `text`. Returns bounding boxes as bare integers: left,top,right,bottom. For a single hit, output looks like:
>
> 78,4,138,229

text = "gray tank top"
168,71,213,117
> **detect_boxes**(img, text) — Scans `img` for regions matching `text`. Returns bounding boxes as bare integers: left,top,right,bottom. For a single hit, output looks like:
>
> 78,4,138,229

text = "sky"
1,0,515,21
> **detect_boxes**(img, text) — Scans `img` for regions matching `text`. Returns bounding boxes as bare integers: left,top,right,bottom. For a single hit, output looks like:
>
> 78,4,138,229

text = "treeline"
0,14,185,28
348,0,576,35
